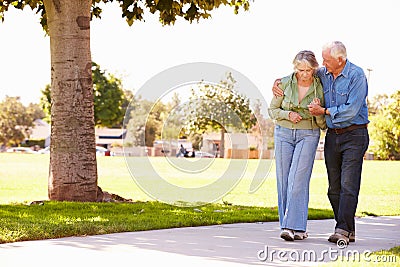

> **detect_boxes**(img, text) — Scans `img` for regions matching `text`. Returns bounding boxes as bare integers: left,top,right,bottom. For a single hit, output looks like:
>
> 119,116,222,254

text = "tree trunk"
44,0,98,201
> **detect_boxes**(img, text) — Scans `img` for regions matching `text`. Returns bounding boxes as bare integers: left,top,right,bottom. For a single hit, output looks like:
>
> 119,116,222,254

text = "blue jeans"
274,125,320,231
324,128,369,236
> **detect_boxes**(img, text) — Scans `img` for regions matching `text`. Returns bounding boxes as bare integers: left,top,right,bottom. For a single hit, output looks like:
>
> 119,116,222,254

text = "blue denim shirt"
317,60,369,128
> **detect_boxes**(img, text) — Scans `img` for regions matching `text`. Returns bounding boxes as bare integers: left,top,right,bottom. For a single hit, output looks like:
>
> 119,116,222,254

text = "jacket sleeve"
268,94,291,121
314,85,327,129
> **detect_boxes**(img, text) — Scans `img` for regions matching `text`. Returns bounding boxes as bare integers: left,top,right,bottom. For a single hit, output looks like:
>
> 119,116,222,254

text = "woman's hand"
311,98,321,105
289,111,302,123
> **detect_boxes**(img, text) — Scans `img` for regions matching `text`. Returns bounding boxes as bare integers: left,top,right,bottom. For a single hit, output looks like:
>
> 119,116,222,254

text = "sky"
0,0,399,105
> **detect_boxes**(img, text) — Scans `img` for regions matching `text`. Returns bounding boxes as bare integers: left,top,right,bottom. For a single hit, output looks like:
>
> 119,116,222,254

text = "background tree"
125,96,166,147
0,96,34,146
185,72,256,158
39,84,52,123
27,103,46,121
92,62,126,127
160,92,185,140
0,0,251,201
368,93,390,116
369,90,400,160
120,89,134,124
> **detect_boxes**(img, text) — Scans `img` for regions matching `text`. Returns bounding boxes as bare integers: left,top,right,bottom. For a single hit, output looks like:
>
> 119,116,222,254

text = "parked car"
194,151,216,158
38,146,50,154
6,147,38,154
96,146,113,156
36,146,111,156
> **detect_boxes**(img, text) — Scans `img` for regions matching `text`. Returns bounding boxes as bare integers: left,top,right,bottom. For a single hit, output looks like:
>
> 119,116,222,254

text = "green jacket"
268,73,326,130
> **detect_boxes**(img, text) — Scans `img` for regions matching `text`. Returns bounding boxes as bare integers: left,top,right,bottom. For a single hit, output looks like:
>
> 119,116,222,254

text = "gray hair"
292,50,319,71
323,41,347,60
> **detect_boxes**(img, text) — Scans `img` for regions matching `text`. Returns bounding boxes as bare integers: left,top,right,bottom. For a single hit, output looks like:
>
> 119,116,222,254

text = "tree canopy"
184,72,257,157
185,72,256,134
0,0,251,30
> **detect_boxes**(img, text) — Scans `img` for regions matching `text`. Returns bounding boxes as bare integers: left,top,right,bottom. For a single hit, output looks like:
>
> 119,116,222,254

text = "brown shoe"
280,229,294,241
294,231,308,240
328,232,349,244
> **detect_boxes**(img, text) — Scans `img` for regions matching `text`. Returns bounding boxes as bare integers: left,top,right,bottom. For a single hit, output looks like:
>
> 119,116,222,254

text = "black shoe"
349,232,355,242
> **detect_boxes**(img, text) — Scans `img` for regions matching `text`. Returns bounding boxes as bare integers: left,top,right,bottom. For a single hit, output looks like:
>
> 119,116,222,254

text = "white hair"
323,41,347,60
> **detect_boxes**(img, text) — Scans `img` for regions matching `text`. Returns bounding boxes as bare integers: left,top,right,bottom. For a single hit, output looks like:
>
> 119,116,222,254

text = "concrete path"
1,216,399,267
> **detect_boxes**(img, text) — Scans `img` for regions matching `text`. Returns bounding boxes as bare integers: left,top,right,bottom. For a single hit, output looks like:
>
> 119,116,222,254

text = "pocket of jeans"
275,125,291,139
348,129,369,151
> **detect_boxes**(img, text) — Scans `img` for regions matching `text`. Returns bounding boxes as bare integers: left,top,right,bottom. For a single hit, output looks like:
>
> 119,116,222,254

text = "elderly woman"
268,50,326,241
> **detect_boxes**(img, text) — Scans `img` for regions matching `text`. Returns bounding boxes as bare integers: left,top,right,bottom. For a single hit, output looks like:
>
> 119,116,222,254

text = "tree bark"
44,0,98,201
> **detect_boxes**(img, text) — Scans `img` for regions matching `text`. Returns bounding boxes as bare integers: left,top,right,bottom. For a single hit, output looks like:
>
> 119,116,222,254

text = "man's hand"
308,101,325,116
272,79,284,97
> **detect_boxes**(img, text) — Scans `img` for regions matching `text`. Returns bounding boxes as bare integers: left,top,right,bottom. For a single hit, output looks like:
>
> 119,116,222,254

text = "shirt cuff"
328,107,338,119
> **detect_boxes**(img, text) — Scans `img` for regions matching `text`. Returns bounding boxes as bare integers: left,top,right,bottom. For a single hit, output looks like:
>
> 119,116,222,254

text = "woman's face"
296,62,314,82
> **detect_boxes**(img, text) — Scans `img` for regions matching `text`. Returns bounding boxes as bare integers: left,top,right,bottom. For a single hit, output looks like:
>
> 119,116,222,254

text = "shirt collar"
340,60,351,78
324,60,350,78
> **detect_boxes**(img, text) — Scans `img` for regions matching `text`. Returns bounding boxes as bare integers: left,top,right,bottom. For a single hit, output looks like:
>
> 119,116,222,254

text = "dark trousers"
324,128,369,235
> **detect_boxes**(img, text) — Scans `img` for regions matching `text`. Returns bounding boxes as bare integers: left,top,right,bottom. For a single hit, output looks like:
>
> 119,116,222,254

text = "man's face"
322,49,342,74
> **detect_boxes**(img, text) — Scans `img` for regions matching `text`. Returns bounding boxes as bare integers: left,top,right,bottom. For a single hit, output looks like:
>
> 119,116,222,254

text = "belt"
328,124,368,134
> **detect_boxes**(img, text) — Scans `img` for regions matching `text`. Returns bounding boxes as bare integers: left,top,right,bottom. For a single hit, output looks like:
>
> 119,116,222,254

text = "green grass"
0,154,399,248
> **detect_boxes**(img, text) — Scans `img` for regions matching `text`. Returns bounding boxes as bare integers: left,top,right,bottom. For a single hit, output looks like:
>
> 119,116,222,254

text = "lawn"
0,154,399,216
